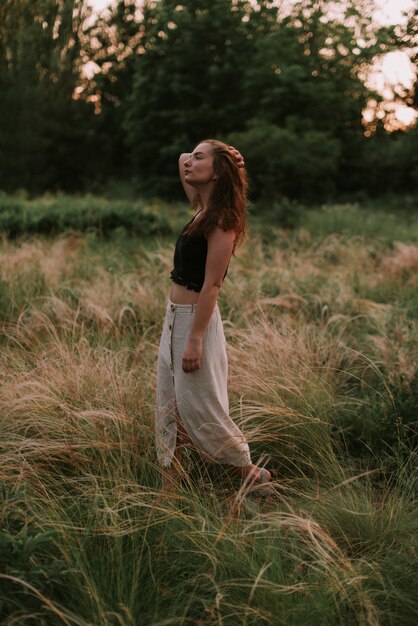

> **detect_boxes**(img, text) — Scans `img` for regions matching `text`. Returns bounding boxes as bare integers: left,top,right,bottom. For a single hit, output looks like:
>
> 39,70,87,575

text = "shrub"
0,193,173,238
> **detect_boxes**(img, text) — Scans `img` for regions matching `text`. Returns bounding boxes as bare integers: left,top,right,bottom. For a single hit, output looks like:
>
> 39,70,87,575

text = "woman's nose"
184,154,191,166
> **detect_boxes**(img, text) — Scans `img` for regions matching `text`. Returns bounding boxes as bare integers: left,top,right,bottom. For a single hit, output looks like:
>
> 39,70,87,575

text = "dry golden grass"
0,225,417,625
380,242,418,280
0,234,83,286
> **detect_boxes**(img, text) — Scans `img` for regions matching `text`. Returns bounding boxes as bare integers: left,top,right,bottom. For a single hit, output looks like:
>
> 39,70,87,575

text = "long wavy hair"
184,139,248,252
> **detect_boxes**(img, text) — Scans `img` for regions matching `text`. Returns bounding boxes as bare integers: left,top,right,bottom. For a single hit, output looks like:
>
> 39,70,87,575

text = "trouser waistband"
166,299,197,313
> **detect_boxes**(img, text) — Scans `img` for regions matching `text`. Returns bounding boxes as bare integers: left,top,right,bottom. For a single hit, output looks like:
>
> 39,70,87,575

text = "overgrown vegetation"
0,192,174,238
0,198,417,624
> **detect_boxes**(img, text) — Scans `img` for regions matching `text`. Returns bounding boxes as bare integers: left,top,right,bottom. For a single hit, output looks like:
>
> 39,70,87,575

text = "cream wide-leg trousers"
155,300,252,468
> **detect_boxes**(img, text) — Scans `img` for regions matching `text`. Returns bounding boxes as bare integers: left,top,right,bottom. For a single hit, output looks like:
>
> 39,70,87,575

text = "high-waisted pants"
155,300,252,468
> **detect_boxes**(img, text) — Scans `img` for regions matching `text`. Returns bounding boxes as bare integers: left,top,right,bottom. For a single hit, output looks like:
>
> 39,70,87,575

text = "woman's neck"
194,184,213,212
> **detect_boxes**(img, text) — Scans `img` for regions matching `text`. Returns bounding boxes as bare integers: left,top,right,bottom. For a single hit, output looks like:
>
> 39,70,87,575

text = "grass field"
0,197,417,625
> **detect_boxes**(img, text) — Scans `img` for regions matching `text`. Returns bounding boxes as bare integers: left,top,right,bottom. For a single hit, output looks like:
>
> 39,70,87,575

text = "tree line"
0,0,417,203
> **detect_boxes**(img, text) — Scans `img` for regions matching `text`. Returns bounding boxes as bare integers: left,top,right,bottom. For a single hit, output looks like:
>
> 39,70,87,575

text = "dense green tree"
228,122,341,202
362,124,418,196
124,0,264,196
123,0,397,201
84,0,143,181
231,0,397,199
358,2,417,199
0,0,95,192
0,0,415,199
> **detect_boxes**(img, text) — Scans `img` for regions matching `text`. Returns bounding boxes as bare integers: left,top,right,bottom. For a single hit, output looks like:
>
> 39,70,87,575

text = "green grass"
0,195,417,624
301,202,418,243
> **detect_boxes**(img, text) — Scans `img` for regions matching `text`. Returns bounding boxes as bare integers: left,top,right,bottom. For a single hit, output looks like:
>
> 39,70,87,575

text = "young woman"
155,139,271,490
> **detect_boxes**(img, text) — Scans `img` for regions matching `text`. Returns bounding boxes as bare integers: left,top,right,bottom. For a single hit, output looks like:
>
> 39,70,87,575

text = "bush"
0,193,173,238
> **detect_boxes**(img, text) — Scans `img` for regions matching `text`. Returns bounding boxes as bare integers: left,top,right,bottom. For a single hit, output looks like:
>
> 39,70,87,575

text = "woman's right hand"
182,337,203,373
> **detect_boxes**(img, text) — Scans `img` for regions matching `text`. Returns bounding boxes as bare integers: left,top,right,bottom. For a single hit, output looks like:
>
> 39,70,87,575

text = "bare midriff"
169,282,201,304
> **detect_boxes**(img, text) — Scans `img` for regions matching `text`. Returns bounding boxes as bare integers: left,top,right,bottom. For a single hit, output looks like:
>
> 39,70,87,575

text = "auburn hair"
184,139,248,252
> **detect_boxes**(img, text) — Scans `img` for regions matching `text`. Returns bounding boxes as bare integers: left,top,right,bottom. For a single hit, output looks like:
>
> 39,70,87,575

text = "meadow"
0,195,417,625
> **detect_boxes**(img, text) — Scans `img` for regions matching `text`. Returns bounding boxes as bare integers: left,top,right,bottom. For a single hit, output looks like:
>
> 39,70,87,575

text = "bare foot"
241,465,272,485
230,463,272,482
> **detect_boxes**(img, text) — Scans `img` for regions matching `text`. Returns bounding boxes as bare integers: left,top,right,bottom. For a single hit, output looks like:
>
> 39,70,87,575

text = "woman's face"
183,142,216,187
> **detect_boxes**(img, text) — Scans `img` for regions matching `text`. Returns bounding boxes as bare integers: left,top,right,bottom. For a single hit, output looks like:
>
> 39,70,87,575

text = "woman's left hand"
182,337,203,373
229,145,245,168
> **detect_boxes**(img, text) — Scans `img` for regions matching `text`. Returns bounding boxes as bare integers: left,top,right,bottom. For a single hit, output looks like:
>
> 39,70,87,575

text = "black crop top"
170,211,228,292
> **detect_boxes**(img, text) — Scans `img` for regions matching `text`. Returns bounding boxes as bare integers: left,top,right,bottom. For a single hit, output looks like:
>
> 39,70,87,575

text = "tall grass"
0,202,417,624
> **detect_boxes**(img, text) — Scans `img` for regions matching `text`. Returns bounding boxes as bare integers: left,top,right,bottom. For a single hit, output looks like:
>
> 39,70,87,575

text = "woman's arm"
181,227,235,373
179,153,197,204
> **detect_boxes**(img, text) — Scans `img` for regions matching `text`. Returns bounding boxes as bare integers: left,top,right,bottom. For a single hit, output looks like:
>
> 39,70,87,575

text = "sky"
88,0,417,127
90,0,415,20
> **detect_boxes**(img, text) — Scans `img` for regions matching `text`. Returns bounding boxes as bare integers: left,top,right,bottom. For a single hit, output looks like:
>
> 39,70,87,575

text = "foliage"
230,0,393,199
0,0,97,192
0,200,417,623
83,0,142,181
361,124,418,194
0,485,69,623
228,122,341,202
123,0,398,200
0,193,173,238
124,0,258,196
0,0,416,200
